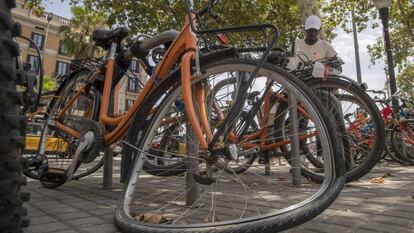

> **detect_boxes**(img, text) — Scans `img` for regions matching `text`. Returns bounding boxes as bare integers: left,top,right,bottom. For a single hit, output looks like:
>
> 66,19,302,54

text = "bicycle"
33,0,345,232
370,90,414,165
259,54,385,183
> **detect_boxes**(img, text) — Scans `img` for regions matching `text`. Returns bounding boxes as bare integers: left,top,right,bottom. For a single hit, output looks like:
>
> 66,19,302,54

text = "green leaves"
59,6,108,58
42,75,55,92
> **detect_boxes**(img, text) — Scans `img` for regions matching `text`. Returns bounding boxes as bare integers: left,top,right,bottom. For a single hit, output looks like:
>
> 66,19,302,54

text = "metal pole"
289,93,301,187
103,146,113,189
264,161,271,175
352,11,363,83
186,123,200,206
379,7,398,109
43,13,53,67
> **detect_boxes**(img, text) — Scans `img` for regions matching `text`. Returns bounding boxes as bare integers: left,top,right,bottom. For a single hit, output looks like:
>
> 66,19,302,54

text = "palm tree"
59,6,109,58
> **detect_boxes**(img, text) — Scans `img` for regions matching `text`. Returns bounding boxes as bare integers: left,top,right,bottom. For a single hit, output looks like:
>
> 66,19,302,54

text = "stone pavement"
23,159,414,233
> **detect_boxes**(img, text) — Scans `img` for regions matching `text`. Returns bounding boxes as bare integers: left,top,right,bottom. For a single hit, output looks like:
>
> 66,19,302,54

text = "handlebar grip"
121,30,179,62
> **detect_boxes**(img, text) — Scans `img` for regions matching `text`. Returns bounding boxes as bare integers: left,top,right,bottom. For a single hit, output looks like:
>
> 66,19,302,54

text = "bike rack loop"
289,92,302,187
103,146,114,189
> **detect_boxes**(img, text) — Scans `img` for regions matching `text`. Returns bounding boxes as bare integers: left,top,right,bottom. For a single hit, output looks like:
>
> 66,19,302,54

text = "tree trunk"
296,0,326,40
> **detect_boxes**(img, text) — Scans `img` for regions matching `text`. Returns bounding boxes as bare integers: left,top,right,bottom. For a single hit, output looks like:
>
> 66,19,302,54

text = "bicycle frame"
54,13,213,149
52,0,282,155
213,87,317,152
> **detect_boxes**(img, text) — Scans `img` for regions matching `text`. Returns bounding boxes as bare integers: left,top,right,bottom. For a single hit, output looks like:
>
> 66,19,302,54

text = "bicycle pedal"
38,168,67,189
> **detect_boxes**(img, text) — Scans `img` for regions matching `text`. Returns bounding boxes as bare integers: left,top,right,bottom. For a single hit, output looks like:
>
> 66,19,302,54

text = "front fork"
181,51,212,150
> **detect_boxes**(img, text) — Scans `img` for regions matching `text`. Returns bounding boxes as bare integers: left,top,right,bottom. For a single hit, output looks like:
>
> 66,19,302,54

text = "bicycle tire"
116,58,345,233
305,78,385,183
383,130,406,164
390,120,414,165
0,0,30,231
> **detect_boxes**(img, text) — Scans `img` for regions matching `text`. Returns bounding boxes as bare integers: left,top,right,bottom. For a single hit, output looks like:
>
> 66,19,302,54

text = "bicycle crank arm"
66,131,95,181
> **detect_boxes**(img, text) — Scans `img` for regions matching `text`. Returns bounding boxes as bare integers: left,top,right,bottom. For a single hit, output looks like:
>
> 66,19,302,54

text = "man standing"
287,15,338,70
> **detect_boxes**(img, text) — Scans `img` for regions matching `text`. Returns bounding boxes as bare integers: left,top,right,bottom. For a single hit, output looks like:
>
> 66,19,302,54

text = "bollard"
185,123,200,206
289,93,301,187
103,146,113,189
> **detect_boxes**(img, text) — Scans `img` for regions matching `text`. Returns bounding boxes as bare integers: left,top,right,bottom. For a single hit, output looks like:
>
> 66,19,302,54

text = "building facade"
12,0,147,113
12,0,72,77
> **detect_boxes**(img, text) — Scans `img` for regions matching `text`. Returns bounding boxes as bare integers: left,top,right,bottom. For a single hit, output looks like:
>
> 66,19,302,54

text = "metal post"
42,13,53,67
352,11,362,83
186,123,200,206
289,93,301,187
103,146,113,189
379,7,398,109
265,162,271,175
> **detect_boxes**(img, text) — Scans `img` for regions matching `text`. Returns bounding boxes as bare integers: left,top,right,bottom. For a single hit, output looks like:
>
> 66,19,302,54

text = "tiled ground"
23,160,414,233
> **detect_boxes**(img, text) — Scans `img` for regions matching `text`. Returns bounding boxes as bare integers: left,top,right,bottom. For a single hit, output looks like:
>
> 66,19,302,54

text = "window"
34,26,45,31
58,40,67,55
127,77,138,92
130,60,139,72
55,61,69,76
125,99,134,111
30,32,45,50
26,54,39,72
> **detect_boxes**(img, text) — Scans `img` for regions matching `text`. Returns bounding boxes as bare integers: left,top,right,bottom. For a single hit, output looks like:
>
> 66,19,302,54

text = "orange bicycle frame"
55,13,212,149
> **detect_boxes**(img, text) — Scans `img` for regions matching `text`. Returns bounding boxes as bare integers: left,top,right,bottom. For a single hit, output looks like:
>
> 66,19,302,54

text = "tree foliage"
25,0,414,97
42,75,55,92
59,6,108,58
77,0,335,49
397,64,414,99
366,0,414,71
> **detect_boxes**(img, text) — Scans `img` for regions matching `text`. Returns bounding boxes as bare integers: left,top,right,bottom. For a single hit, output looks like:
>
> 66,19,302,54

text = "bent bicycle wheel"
116,58,345,233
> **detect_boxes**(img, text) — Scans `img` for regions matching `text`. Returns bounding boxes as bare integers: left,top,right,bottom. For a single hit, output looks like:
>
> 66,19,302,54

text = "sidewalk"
23,159,414,233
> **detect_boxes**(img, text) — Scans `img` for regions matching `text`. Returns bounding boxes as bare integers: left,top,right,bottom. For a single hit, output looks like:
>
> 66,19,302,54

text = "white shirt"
297,39,337,61
287,39,337,70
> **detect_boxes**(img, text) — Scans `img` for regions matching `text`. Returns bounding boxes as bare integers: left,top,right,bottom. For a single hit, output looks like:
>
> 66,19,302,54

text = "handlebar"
121,30,179,62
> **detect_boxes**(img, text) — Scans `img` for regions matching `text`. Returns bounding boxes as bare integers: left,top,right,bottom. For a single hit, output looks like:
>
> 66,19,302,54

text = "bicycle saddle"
92,27,129,49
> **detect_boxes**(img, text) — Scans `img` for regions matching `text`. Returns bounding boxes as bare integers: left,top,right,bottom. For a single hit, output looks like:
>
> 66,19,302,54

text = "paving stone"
29,222,70,233
371,215,414,226
23,161,414,233
89,207,116,216
67,216,106,227
357,221,411,233
55,211,92,220
29,215,58,225
82,223,118,233
319,215,360,227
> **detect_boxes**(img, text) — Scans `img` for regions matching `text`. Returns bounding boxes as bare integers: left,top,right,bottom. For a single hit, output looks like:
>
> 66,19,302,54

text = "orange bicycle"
34,0,345,232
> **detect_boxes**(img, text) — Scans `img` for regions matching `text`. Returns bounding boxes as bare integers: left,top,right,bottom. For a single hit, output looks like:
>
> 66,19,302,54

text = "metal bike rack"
103,146,114,189
289,93,302,187
186,123,200,206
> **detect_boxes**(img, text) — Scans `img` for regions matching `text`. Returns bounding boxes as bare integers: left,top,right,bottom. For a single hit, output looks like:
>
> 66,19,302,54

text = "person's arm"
325,42,337,58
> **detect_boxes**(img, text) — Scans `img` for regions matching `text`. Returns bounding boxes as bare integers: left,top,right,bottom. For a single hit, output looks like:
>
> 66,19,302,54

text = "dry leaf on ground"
135,213,169,224
370,176,385,184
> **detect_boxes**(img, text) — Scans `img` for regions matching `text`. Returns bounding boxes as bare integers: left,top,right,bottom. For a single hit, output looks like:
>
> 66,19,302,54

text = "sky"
45,1,389,91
